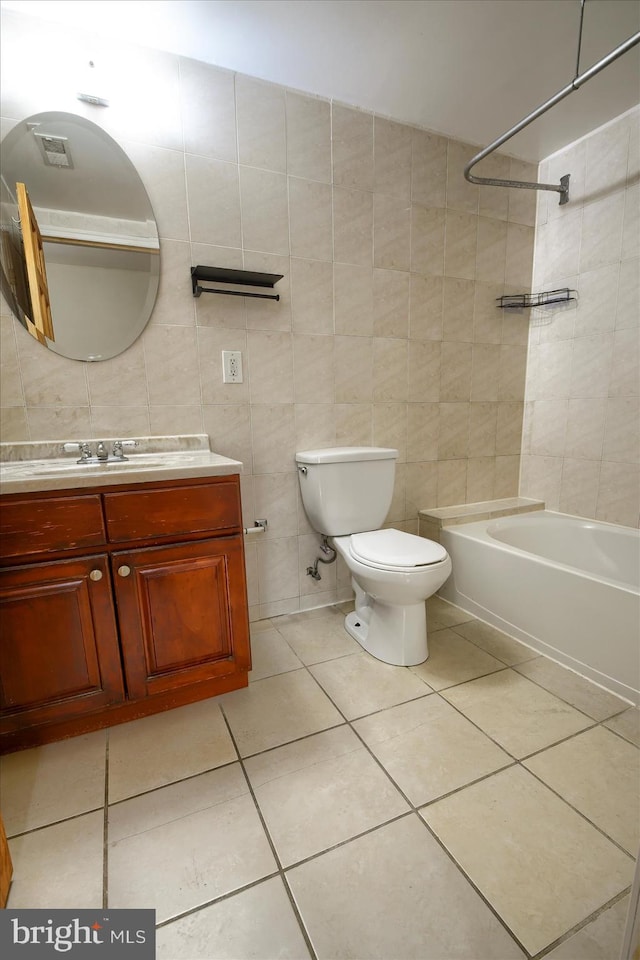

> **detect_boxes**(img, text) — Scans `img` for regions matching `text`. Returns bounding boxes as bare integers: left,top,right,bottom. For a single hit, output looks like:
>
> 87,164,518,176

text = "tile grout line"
103,735,110,910
530,887,633,960
519,761,637,862
218,704,319,960
153,870,282,930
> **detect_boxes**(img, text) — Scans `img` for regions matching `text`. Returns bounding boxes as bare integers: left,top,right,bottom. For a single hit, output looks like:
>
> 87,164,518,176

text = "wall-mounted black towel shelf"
496,288,577,309
191,266,283,301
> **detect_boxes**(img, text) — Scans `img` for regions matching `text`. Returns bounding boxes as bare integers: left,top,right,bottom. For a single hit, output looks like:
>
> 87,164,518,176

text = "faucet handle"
112,439,139,460
63,441,93,462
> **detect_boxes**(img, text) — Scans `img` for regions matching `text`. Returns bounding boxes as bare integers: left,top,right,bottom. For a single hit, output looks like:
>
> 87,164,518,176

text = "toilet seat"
349,529,448,571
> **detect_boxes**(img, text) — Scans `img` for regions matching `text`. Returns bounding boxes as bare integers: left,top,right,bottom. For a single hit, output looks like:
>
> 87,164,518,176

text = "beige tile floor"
2,596,639,960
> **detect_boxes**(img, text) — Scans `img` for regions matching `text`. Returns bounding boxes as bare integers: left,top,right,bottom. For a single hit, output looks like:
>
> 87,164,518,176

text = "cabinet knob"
89,569,103,581
117,565,131,578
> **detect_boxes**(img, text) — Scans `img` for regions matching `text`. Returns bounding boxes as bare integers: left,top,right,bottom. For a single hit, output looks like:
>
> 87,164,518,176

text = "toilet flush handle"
297,465,307,475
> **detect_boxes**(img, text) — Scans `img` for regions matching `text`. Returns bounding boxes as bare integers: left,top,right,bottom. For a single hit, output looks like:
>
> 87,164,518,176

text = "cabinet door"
0,556,125,734
113,537,250,700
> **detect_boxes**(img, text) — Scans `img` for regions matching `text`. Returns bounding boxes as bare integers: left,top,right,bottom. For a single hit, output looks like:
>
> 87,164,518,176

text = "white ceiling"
2,0,639,161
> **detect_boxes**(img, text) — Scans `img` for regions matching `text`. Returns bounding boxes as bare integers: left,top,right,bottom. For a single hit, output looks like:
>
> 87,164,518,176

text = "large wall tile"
240,167,289,256
248,331,294,404
333,188,373,267
291,259,334,335
374,118,412,200
289,178,333,261
144,325,201,405
286,92,331,183
180,59,237,162
332,104,374,191
411,130,447,208
444,211,478,280
187,155,241,247
446,141,479,214
373,270,410,339
236,76,286,173
580,193,625,273
374,194,411,271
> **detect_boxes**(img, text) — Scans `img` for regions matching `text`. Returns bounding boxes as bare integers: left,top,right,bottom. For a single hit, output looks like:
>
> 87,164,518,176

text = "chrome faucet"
96,441,109,460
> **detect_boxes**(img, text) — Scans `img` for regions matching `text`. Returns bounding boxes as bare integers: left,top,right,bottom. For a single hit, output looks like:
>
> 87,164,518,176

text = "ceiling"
2,0,639,162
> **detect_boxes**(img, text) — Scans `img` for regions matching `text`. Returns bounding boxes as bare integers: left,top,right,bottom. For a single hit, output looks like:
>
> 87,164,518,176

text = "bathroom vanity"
0,437,250,753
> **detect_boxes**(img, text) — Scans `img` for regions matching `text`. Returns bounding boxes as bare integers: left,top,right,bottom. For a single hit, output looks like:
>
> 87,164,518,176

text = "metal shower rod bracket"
464,3,640,205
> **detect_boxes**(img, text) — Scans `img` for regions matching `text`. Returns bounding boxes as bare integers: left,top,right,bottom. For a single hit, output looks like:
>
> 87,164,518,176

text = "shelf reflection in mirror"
0,111,160,361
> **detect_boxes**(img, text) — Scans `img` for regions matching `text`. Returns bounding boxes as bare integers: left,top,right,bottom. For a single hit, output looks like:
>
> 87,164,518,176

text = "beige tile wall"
0,11,535,616
522,106,639,528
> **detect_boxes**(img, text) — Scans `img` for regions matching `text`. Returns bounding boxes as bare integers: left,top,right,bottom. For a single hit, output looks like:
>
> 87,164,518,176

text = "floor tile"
604,706,640,747
275,613,361,664
248,626,303,681
108,768,276,922
219,669,343,756
108,699,238,803
7,810,104,908
108,763,248,843
410,628,506,690
421,766,634,956
451,618,538,665
524,726,640,854
353,695,513,805
514,656,632,720
543,896,630,959
441,669,594,758
245,726,408,865
309,652,430,720
156,877,311,959
286,814,526,959
0,729,106,836
427,596,475,630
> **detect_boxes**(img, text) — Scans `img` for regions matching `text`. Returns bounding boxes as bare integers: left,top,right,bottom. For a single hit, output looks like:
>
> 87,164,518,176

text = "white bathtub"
439,510,640,704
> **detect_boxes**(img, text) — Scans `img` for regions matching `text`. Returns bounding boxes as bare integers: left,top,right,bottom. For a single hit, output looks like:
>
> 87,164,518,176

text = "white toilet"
295,446,452,666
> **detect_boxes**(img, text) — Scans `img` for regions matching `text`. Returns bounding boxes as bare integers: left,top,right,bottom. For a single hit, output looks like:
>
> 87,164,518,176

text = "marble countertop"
0,435,243,495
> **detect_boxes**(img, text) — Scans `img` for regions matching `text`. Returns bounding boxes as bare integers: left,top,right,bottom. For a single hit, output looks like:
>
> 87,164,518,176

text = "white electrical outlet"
222,350,243,383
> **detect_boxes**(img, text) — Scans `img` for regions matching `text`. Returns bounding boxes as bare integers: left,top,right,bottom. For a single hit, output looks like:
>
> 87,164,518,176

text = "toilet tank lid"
295,447,399,464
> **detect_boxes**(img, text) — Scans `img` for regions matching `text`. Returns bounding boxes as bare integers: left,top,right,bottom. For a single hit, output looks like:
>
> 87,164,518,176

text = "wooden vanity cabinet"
0,475,251,753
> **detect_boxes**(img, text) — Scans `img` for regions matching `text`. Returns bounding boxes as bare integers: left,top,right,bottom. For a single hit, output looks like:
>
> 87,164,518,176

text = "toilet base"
344,599,429,666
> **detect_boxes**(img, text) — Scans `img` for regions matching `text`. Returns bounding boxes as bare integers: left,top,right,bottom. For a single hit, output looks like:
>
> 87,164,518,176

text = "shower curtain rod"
464,29,640,205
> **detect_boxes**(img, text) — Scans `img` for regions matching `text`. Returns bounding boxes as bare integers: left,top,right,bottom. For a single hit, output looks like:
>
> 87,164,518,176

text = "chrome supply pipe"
464,28,640,204
307,536,337,581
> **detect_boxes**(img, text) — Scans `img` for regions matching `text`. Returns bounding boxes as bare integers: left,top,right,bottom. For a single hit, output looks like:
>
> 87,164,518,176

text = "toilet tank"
295,447,398,536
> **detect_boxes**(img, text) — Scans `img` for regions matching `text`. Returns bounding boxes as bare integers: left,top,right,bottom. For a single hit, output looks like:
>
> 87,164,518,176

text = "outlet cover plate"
222,350,243,383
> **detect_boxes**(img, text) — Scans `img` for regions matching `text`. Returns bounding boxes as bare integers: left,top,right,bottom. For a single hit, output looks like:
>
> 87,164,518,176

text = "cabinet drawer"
103,480,241,543
0,495,105,560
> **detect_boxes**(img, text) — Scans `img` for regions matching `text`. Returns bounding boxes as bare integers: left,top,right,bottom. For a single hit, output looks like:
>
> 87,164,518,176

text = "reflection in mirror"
0,111,160,361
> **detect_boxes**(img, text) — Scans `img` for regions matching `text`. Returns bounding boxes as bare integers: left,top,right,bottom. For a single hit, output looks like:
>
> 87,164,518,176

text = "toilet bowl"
333,528,452,665
295,446,452,667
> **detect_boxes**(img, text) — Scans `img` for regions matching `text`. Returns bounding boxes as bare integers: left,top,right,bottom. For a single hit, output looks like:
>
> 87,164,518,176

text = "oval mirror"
0,111,160,361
